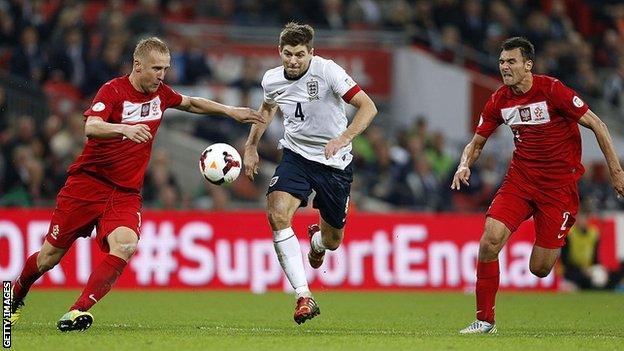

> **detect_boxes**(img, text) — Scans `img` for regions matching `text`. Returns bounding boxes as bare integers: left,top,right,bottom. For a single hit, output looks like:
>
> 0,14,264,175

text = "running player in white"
244,22,377,324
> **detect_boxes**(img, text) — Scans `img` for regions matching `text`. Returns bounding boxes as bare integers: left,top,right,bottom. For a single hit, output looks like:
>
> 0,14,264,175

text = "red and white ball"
198,143,242,185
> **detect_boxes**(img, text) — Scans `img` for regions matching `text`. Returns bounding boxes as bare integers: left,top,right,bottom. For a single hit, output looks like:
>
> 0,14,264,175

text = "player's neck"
510,74,533,95
128,72,148,94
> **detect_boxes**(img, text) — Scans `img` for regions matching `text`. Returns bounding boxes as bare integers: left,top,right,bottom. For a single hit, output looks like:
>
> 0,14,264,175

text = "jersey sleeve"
261,71,276,106
474,94,502,138
83,83,117,121
160,83,183,109
549,79,589,121
324,60,361,103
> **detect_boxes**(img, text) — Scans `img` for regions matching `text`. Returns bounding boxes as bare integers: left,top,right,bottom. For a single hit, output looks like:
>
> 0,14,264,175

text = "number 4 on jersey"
295,102,305,121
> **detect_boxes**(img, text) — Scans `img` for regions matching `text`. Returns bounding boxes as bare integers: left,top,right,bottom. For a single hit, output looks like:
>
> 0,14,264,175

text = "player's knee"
108,228,139,258
530,264,552,278
324,232,343,251
118,242,138,256
325,240,340,251
267,210,290,229
479,236,503,255
111,238,138,258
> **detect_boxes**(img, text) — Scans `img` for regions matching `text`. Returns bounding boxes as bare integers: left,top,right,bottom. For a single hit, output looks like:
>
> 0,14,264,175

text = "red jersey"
475,75,589,188
69,76,182,191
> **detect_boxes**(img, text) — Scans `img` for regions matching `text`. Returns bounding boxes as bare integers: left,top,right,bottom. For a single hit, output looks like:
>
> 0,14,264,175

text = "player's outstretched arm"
175,95,265,124
451,134,487,190
243,102,278,181
324,90,377,159
578,110,624,197
85,116,152,143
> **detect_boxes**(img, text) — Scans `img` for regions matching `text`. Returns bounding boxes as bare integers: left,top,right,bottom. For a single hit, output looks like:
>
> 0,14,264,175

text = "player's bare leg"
267,191,319,324
308,217,344,269
58,227,137,332
10,240,67,325
529,246,560,278
460,217,511,334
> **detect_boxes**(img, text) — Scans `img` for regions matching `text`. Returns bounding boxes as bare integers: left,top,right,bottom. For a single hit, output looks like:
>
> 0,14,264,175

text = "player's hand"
611,169,624,199
243,145,260,181
229,107,265,124
451,166,471,190
324,135,350,159
122,124,152,143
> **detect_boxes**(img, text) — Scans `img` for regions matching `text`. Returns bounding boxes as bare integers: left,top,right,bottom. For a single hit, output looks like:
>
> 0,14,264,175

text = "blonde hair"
133,37,169,61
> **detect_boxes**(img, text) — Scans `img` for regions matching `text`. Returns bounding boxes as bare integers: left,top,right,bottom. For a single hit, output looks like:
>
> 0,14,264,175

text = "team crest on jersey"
519,107,531,122
501,101,551,126
141,103,150,117
307,80,319,100
122,96,162,123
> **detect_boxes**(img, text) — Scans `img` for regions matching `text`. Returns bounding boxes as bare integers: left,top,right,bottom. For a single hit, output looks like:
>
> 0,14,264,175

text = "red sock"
13,252,43,299
476,260,499,324
70,254,127,311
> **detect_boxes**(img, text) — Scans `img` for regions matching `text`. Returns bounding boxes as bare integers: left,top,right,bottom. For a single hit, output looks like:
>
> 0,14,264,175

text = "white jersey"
262,56,360,170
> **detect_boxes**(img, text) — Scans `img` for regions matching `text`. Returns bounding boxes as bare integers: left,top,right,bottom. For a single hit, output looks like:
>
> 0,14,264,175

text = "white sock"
311,231,326,253
273,228,310,298
295,286,312,298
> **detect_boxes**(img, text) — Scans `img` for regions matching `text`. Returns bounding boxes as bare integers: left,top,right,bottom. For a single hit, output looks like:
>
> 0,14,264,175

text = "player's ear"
277,45,282,55
309,47,314,56
525,60,533,72
133,58,141,72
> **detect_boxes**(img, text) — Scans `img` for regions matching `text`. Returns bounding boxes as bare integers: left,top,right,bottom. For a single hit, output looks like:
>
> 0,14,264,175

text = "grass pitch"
8,290,623,350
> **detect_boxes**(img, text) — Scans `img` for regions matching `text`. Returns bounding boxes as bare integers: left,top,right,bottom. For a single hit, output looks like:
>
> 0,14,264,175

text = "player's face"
499,48,532,86
280,44,313,78
135,51,170,93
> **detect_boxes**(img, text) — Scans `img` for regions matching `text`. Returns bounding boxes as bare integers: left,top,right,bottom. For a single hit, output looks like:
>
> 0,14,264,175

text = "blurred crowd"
4,0,624,99
1,0,624,213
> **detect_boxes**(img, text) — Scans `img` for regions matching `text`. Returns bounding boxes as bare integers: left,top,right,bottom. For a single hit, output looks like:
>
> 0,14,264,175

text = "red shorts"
486,176,579,249
46,172,142,252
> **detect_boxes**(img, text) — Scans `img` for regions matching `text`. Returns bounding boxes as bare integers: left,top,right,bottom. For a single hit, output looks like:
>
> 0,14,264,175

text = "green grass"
9,290,624,350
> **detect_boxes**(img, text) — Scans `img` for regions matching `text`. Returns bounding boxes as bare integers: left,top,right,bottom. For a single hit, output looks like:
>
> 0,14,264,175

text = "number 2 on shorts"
560,211,571,231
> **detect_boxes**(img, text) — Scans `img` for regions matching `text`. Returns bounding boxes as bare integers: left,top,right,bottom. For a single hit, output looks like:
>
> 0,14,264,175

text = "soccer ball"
588,265,608,288
198,143,242,185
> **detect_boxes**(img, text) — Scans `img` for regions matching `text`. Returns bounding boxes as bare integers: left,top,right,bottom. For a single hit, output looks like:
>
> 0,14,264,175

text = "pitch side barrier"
0,209,620,292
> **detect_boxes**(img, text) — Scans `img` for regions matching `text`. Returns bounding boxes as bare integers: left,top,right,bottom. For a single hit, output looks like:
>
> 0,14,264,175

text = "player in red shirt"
452,37,624,334
8,37,264,331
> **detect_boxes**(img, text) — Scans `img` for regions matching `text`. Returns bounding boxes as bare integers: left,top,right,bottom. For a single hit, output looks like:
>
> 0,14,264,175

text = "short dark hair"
501,37,535,62
279,22,314,50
